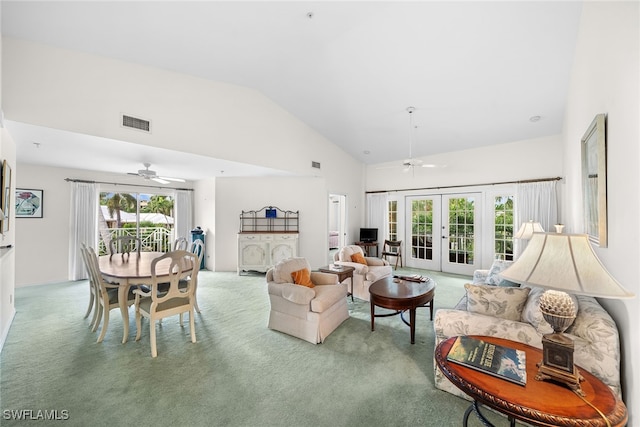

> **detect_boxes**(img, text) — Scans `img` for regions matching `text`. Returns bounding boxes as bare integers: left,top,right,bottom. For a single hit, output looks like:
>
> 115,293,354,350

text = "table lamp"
501,233,634,395
514,220,544,240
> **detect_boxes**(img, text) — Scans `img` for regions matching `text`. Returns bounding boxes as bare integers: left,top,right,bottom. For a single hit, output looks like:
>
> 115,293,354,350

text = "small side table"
355,241,378,257
318,265,355,301
435,335,628,427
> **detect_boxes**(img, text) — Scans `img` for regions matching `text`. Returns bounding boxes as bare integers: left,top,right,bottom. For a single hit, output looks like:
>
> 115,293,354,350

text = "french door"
405,193,481,275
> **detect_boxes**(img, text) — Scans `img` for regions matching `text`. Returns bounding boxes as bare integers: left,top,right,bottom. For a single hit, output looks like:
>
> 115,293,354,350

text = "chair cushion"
351,252,367,265
485,259,519,287
464,283,530,322
272,257,311,284
291,268,315,288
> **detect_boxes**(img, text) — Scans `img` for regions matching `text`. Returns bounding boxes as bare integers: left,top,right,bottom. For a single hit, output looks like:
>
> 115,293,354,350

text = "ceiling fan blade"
151,177,170,185
158,176,186,183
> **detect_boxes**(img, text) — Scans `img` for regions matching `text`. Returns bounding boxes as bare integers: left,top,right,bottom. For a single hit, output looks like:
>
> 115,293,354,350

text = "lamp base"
535,333,585,396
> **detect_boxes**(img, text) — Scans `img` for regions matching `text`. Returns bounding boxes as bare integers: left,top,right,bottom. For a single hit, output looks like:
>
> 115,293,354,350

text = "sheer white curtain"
174,190,194,242
69,181,98,280
514,180,558,258
366,193,388,243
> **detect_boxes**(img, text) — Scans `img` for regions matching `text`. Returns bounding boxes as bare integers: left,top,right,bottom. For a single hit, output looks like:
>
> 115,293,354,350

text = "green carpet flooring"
1,268,516,426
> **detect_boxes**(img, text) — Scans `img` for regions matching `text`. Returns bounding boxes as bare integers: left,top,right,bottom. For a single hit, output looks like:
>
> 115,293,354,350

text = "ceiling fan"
376,107,444,174
128,163,185,184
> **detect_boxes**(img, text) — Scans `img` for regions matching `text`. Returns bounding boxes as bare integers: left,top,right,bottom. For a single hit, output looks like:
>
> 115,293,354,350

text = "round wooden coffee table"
435,336,628,427
369,276,435,344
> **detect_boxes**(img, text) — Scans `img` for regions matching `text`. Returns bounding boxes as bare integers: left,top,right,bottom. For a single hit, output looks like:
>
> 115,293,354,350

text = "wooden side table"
355,241,378,257
435,336,628,427
318,265,355,301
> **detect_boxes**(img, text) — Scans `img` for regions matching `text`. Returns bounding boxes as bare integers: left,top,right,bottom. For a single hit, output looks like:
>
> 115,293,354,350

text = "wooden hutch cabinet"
238,206,299,275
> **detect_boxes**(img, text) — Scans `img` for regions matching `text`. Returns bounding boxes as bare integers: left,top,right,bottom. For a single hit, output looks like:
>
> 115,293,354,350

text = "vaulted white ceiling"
1,1,583,179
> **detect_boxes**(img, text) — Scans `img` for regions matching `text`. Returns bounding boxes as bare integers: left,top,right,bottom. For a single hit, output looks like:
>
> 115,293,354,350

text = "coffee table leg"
370,302,375,331
410,308,416,344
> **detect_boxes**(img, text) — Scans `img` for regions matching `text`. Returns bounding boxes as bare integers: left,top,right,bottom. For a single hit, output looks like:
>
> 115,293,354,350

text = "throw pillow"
486,259,520,287
465,283,531,322
291,268,315,288
351,252,367,265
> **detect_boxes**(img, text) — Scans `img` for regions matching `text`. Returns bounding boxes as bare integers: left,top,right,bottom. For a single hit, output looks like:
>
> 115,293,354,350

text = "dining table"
98,251,191,344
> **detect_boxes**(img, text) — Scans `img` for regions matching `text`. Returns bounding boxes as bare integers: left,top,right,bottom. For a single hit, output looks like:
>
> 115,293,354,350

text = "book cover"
446,336,527,386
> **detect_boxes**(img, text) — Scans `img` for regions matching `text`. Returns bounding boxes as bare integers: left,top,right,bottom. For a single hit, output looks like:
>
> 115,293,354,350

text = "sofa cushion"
465,283,530,321
291,268,315,288
485,259,520,287
273,257,310,284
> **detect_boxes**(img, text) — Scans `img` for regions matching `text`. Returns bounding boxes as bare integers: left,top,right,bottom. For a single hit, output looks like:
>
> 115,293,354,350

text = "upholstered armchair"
333,245,392,301
266,257,349,344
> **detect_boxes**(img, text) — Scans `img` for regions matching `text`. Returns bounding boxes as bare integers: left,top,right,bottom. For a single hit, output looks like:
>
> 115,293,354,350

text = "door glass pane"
411,199,433,260
387,200,398,241
448,197,475,265
494,195,514,261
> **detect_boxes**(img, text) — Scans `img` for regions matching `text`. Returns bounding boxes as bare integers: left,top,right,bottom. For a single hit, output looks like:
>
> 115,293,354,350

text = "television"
359,228,378,243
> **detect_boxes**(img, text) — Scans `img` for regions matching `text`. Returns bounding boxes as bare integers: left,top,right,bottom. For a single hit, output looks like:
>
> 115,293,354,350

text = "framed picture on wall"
581,113,607,247
15,189,43,219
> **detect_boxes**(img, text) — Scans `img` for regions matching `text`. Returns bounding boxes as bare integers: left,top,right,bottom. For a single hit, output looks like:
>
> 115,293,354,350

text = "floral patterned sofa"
433,260,622,399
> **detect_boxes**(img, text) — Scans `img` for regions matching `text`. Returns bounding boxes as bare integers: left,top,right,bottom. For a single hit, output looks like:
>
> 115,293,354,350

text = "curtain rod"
64,178,193,192
365,176,562,194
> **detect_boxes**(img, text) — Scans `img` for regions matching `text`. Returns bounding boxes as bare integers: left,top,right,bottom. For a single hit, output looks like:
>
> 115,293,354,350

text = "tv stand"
355,241,378,257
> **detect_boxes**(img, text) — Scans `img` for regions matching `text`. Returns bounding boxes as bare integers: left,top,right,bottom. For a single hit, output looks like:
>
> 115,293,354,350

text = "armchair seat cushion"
311,284,348,313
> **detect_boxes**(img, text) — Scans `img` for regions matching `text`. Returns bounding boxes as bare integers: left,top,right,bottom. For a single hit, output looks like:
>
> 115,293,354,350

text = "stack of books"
393,274,428,282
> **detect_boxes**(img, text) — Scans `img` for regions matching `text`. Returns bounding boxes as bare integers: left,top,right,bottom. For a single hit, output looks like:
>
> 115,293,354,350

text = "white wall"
193,178,216,271
0,128,16,350
366,135,563,192
2,38,359,178
214,175,363,271
561,1,639,419
13,163,193,286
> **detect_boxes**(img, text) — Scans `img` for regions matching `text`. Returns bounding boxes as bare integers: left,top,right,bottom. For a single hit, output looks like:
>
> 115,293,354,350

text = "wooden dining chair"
188,239,205,313
109,235,141,260
381,240,403,269
83,245,136,343
173,237,188,251
134,250,200,357
80,243,100,331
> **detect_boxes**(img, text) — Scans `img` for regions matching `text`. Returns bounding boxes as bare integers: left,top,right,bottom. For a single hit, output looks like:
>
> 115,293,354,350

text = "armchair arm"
268,282,315,305
334,261,368,274
310,271,339,286
365,257,388,266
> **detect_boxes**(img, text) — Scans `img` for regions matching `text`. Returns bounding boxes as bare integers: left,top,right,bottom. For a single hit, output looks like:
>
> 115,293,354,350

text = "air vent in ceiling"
121,114,151,133
311,161,321,169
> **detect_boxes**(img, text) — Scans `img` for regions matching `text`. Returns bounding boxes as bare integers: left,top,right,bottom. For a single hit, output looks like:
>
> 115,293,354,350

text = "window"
494,195,514,260
388,200,398,241
99,191,175,254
